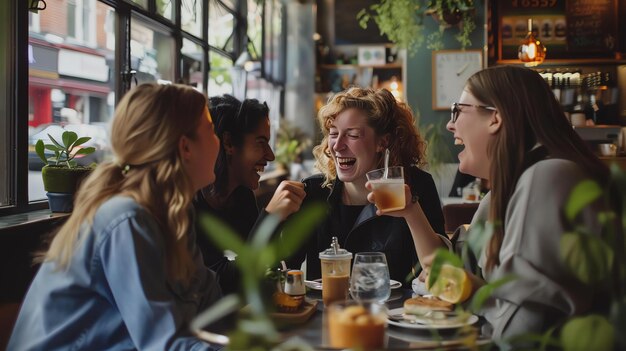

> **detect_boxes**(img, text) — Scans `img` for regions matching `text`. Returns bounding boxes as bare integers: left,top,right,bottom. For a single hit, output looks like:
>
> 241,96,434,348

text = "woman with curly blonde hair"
287,87,447,286
9,83,222,350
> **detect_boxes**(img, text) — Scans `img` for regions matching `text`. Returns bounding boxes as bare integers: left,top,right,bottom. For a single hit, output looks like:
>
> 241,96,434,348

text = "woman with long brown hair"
439,65,608,338
9,83,223,350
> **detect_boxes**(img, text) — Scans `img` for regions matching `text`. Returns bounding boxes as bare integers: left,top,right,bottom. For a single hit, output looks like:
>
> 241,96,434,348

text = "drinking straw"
383,148,390,179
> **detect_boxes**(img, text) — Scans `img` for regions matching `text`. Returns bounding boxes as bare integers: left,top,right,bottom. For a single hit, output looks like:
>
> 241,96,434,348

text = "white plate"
387,307,479,330
305,279,402,291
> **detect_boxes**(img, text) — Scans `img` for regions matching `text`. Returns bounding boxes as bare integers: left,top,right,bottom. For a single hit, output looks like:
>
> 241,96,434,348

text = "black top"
193,186,259,296
337,204,365,245
286,166,445,287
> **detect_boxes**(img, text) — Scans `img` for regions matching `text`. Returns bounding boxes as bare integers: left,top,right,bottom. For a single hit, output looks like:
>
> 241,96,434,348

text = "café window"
28,0,116,202
130,18,176,85
208,0,235,52
182,38,205,92
209,50,233,96
181,0,203,38
157,0,174,22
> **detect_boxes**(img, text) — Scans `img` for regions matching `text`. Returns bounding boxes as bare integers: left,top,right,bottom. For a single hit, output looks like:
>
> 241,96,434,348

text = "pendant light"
518,19,546,67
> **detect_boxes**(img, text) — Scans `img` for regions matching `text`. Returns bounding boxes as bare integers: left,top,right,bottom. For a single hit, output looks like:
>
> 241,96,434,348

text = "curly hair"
44,83,208,285
313,87,426,187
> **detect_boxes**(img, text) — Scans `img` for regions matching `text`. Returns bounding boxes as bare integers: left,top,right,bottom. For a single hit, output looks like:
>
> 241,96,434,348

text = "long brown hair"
313,87,426,187
467,66,609,271
43,83,208,284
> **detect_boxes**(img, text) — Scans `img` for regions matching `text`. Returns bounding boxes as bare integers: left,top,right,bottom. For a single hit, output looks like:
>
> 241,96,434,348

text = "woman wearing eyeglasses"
422,65,609,339
194,95,305,296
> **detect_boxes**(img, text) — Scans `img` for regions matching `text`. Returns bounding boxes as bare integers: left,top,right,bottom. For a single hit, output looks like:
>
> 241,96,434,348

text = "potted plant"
35,130,96,212
274,120,312,177
357,0,477,54
422,121,454,176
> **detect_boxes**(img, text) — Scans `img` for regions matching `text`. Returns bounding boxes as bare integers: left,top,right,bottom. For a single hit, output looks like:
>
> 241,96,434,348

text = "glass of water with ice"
350,252,391,303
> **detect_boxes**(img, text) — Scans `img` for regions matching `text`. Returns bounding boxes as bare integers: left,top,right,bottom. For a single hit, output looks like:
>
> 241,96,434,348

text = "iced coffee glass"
319,247,352,307
327,301,387,349
366,166,405,212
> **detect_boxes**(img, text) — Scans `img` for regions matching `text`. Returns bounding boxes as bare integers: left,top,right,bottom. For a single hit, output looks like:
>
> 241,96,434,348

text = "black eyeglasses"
450,102,497,123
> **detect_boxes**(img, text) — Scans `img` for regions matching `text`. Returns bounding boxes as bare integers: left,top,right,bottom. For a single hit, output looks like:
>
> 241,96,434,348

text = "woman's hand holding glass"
366,182,417,218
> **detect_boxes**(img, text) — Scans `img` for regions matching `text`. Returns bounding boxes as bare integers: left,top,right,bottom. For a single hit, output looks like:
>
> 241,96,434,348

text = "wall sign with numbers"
432,50,483,111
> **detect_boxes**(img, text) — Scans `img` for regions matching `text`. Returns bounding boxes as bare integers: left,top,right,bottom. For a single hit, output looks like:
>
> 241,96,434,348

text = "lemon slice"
426,264,472,304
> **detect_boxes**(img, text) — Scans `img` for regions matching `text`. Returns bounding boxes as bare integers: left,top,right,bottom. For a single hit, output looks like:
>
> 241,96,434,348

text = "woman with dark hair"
287,87,447,287
194,95,305,295
422,65,609,339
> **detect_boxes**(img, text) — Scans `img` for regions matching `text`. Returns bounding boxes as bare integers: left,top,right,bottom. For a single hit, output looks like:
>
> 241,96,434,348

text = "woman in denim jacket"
9,84,223,350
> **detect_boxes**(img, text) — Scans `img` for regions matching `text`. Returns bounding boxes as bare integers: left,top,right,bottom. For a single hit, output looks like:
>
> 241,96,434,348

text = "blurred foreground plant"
191,203,325,350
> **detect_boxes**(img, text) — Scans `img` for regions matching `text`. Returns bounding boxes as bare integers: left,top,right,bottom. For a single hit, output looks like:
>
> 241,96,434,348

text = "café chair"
443,202,479,235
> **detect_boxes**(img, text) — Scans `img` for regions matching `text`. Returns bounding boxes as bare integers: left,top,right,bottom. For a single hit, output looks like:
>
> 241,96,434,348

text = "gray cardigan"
472,159,603,339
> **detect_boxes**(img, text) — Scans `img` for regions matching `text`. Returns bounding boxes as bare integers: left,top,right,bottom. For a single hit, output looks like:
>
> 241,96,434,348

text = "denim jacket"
8,196,222,351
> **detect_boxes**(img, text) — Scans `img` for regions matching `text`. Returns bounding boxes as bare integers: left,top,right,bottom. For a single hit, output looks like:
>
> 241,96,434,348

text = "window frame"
1,0,254,217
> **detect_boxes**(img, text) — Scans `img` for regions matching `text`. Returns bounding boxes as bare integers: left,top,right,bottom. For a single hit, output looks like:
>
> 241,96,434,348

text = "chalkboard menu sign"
566,0,617,53
334,0,391,45
496,0,617,60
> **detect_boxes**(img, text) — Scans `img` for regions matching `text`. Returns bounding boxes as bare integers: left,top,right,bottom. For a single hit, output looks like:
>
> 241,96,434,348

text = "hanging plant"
357,0,477,55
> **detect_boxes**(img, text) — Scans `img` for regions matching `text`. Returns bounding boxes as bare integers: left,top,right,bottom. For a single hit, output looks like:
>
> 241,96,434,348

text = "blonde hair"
313,87,426,188
44,83,208,284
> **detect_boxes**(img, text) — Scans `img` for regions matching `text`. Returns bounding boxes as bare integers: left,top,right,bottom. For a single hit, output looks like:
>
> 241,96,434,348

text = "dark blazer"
287,166,445,287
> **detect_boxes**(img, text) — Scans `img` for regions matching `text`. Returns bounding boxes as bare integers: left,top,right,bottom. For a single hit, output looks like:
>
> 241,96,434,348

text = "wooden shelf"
319,63,402,69
495,58,626,66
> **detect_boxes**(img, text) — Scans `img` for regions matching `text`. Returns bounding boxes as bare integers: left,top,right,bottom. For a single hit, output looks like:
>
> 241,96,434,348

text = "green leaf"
75,147,96,156
468,275,516,313
44,145,61,152
62,131,78,148
35,140,47,165
565,180,602,222
71,136,92,148
47,134,64,149
560,232,613,284
189,294,240,335
427,248,463,289
560,315,614,351
249,214,281,249
272,203,326,261
199,213,247,255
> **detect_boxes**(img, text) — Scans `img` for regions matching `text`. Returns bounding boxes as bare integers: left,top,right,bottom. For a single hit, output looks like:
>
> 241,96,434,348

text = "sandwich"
403,295,454,315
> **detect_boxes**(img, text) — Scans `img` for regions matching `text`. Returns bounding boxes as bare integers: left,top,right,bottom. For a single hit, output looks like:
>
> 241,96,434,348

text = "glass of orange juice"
327,301,387,349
